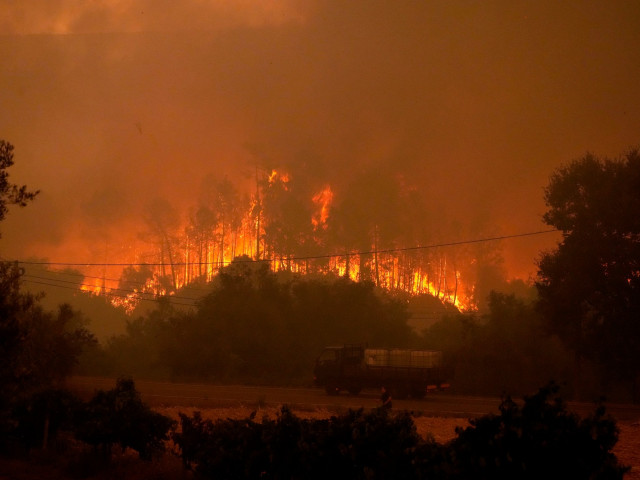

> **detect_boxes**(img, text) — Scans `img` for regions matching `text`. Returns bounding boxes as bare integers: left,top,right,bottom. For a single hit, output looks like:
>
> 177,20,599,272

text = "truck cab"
313,345,365,395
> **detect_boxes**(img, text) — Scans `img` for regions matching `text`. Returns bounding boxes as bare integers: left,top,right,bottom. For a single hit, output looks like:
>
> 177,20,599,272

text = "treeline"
419,292,577,398
0,255,625,477
84,259,414,385
82,253,637,401
112,166,502,310
77,257,590,400
0,261,629,477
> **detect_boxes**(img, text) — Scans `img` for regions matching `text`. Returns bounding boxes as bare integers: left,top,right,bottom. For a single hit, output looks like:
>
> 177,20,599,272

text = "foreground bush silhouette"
447,382,628,479
173,383,627,479
11,388,80,453
74,377,175,460
174,406,434,479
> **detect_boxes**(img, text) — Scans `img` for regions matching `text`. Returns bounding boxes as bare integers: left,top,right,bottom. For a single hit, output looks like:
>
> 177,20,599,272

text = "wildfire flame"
73,171,476,313
80,278,104,295
268,169,289,186
311,186,333,230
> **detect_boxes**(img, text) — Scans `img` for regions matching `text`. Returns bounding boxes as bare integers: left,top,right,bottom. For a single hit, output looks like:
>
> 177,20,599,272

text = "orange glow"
268,169,290,186
72,177,476,313
80,277,104,295
311,186,333,230
328,253,472,311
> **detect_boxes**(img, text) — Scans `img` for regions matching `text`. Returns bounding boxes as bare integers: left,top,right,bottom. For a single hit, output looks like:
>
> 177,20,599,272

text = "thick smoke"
1,1,639,281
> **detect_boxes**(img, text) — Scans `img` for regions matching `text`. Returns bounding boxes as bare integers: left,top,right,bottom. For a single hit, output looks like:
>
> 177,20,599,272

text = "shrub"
174,406,438,479
173,384,628,479
10,388,80,453
74,377,175,460
448,382,629,479
173,410,267,478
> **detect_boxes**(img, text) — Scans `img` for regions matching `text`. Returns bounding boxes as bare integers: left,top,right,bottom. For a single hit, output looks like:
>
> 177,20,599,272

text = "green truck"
313,344,450,399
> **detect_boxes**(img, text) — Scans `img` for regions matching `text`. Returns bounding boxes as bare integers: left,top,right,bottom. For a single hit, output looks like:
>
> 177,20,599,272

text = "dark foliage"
0,262,95,443
102,262,414,384
174,406,431,479
74,377,175,460
0,140,39,225
10,388,80,453
421,292,572,397
174,410,268,478
173,384,627,479
448,382,628,479
537,150,640,399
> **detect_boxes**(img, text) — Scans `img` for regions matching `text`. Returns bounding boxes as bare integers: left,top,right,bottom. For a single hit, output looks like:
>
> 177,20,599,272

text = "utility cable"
22,273,202,302
10,229,560,268
22,278,197,307
20,268,214,294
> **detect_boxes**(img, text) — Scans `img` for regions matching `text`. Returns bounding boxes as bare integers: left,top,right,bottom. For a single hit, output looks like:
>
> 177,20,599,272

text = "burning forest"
73,166,500,313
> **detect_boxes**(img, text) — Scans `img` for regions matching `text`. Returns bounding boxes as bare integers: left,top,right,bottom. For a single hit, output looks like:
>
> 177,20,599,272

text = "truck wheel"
325,385,340,396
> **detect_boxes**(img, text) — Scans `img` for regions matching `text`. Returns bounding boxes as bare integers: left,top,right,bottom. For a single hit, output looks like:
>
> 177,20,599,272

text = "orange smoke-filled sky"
1,1,639,280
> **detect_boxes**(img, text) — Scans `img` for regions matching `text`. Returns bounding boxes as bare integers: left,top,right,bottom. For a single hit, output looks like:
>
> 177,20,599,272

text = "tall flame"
268,169,289,186
311,185,333,230
73,173,477,313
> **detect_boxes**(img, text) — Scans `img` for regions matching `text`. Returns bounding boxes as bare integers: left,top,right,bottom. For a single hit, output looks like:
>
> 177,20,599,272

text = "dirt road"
65,376,640,421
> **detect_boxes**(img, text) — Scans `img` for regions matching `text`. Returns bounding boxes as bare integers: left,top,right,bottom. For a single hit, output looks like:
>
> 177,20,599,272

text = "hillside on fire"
3,3,640,478
17,163,533,342
21,166,513,316
9,147,639,402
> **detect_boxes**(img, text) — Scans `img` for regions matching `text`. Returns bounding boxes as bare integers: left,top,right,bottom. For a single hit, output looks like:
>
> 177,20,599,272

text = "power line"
11,229,560,268
20,268,214,294
0,254,214,293
22,278,198,308
300,229,559,260
22,273,202,303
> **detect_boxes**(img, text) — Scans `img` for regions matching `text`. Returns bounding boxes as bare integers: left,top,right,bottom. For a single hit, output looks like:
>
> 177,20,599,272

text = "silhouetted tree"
0,142,96,446
261,171,315,270
111,258,415,384
75,377,175,460
186,205,218,280
117,264,154,293
12,388,80,452
0,262,95,442
210,176,241,264
449,383,627,479
0,140,39,226
141,197,181,290
327,168,402,282
422,293,571,396
536,149,640,401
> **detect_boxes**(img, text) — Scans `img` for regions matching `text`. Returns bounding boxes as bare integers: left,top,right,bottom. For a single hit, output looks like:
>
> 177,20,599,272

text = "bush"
173,410,267,478
173,384,628,479
74,377,175,460
448,382,629,479
10,388,80,453
174,406,429,479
